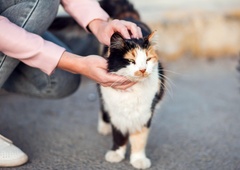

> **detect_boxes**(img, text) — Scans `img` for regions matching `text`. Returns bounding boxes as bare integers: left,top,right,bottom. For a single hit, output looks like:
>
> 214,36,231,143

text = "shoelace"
0,134,13,144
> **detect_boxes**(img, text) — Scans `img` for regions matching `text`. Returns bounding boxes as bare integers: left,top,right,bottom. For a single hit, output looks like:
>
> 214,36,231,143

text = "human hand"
88,19,143,46
57,52,135,90
81,55,136,89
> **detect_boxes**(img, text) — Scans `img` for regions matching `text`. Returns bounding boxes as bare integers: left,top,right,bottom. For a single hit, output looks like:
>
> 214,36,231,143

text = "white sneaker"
0,134,28,167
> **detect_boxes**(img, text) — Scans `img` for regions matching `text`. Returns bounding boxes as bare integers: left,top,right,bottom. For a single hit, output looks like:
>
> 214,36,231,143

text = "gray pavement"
0,56,240,170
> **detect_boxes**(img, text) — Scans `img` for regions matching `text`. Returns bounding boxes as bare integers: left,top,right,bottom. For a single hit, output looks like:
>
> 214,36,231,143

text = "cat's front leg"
98,85,112,135
129,127,151,169
98,111,112,135
105,125,128,163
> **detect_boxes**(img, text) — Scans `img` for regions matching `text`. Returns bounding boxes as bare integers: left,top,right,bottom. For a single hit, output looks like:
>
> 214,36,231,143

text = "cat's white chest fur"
100,69,159,134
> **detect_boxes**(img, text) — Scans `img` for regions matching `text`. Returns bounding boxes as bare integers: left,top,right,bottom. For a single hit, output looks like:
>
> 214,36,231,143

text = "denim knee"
1,0,60,35
46,70,81,99
3,66,81,99
24,0,60,35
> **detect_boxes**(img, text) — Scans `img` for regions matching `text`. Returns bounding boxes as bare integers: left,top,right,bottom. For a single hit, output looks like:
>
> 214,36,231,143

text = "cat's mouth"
128,72,149,81
134,70,149,78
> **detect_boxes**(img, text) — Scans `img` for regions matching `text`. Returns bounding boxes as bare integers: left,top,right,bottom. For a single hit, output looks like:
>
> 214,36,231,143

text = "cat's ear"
110,32,125,49
144,30,157,44
143,30,158,50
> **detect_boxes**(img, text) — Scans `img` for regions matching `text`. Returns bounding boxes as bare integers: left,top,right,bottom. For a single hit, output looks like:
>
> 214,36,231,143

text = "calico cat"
97,0,165,169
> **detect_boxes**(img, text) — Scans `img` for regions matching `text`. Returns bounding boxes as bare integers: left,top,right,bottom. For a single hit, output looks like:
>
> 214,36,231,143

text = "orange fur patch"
147,31,156,41
146,47,158,62
130,127,149,153
134,71,148,77
124,48,137,61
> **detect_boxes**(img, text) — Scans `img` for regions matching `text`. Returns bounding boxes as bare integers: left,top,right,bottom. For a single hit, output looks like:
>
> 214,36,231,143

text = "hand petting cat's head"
107,31,158,81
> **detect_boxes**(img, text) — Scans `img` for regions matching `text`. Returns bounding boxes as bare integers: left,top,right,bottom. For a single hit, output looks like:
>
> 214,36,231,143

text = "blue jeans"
0,0,80,98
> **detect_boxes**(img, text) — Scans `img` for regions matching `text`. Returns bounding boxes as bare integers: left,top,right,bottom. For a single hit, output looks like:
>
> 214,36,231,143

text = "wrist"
57,51,85,74
88,19,107,35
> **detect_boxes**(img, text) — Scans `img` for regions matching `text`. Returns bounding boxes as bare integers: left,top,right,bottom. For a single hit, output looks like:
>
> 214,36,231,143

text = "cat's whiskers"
160,73,176,88
162,81,173,99
159,74,173,99
162,69,190,78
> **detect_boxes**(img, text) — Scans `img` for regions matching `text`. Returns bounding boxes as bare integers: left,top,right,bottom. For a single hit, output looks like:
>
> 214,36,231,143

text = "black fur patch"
97,84,110,123
112,125,129,150
99,0,140,20
151,62,165,113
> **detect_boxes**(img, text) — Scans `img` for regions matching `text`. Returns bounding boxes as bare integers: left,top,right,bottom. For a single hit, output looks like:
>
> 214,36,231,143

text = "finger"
112,81,136,90
100,80,136,90
120,20,141,38
100,81,125,88
100,74,134,88
98,73,126,86
103,26,114,46
121,80,133,85
111,19,131,39
112,80,134,88
106,72,129,82
137,26,143,38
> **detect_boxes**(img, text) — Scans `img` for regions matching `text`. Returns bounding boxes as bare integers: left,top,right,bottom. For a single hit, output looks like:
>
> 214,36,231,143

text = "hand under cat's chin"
130,76,148,82
117,88,134,92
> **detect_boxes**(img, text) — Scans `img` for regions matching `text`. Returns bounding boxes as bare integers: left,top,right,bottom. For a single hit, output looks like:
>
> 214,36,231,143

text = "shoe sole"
0,154,28,167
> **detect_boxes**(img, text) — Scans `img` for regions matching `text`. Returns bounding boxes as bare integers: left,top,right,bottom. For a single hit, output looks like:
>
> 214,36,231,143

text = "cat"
97,0,165,169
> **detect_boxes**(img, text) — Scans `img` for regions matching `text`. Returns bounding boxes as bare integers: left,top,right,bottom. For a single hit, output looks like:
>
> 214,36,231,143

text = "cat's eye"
146,58,151,62
128,59,135,64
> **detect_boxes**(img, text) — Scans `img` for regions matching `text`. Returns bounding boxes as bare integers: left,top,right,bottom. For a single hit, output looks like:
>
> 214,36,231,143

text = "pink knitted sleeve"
0,16,65,75
61,0,109,31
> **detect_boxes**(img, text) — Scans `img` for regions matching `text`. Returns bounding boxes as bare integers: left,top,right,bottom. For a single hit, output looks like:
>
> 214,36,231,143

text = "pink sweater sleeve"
0,0,109,75
61,0,109,31
0,16,65,75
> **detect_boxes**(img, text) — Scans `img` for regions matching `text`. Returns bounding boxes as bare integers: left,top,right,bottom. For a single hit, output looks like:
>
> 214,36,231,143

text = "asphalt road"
0,56,239,170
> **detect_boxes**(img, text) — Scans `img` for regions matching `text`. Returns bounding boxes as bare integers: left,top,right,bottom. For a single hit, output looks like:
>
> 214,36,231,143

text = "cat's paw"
98,120,112,135
105,150,124,163
130,157,151,169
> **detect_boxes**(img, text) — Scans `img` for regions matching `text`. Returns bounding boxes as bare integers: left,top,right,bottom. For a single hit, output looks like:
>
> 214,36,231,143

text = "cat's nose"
140,69,146,73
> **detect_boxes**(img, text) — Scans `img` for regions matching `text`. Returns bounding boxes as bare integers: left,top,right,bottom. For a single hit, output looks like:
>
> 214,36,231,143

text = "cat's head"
107,31,158,81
